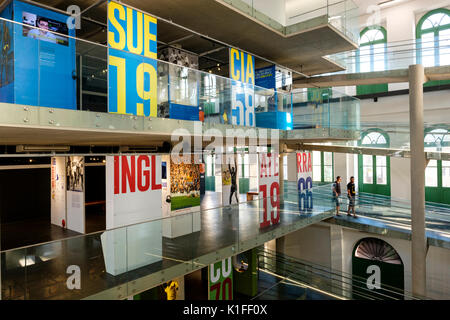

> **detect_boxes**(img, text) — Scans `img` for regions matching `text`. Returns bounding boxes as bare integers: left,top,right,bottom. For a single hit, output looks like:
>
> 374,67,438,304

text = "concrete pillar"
409,64,427,297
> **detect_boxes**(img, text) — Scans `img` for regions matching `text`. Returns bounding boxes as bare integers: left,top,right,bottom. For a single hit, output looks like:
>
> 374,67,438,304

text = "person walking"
332,176,342,216
347,176,357,218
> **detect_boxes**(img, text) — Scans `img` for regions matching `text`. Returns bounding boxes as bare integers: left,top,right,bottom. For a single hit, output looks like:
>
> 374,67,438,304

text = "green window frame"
424,127,450,205
358,129,391,196
312,151,334,184
356,26,388,95
416,8,450,86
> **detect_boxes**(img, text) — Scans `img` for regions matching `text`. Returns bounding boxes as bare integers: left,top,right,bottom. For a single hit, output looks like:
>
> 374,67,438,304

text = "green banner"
208,257,233,300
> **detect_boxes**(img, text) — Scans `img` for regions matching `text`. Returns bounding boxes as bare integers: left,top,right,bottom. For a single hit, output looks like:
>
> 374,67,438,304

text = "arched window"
424,128,450,203
352,238,404,300
358,129,390,196
354,238,402,265
417,9,450,67
357,27,388,95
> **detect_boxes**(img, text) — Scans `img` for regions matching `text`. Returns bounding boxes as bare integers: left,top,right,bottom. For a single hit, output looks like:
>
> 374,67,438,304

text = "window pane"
376,156,386,167
443,161,450,187
376,166,387,185
324,165,333,182
363,154,373,166
375,156,387,185
363,166,373,184
313,151,321,166
422,33,435,67
425,160,438,187
363,155,373,184
206,156,212,176
313,165,322,182
373,43,386,71
439,29,450,66
360,46,371,72
323,152,333,166
283,155,288,181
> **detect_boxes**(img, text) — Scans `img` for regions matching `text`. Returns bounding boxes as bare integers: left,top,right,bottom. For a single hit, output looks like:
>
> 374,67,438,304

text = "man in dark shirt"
347,176,357,218
332,176,342,216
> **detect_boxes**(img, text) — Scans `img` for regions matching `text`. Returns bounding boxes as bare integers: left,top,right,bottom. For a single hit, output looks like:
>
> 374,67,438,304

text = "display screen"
22,11,69,46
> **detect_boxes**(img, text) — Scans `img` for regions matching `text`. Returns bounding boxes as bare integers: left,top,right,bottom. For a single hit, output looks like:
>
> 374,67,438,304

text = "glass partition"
0,17,360,133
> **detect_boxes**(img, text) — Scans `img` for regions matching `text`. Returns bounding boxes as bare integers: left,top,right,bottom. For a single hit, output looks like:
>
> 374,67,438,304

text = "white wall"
391,157,411,201
277,224,332,267
426,246,450,299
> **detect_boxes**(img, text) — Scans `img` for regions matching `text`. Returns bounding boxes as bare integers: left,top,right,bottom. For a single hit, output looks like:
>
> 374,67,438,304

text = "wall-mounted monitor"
22,11,68,46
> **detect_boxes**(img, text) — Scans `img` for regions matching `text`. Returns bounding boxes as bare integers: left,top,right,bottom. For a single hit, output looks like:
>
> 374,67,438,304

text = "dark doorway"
84,161,106,233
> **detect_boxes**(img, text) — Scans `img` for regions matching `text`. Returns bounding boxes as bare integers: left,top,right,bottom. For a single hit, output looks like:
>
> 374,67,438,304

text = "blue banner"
255,65,276,90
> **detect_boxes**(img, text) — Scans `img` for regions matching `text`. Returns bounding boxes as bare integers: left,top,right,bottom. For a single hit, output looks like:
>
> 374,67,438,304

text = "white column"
409,64,427,297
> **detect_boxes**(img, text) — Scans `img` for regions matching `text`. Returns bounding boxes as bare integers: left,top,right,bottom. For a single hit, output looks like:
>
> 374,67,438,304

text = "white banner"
105,155,162,229
103,154,163,275
258,153,280,228
297,152,313,212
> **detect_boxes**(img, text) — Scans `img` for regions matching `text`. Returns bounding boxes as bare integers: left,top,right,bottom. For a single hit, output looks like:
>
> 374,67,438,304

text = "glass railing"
219,0,359,43
0,17,359,133
326,35,450,74
0,186,334,300
287,0,359,43
291,88,360,131
256,248,426,300
311,183,450,233
301,122,450,155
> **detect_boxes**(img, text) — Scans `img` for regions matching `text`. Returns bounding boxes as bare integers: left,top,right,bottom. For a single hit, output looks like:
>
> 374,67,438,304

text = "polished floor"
1,219,80,251
1,210,106,251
